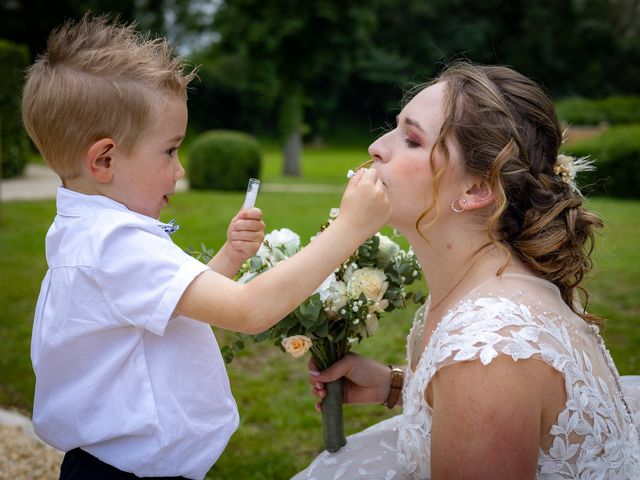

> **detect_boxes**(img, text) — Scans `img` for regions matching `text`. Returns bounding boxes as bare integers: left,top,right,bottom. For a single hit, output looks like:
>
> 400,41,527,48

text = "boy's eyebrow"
396,115,425,133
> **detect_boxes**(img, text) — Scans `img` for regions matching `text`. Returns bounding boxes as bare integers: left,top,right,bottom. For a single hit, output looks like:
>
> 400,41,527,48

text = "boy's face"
111,98,187,219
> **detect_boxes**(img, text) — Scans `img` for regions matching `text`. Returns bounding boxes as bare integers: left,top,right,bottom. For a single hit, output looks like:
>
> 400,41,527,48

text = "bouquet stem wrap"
322,379,347,453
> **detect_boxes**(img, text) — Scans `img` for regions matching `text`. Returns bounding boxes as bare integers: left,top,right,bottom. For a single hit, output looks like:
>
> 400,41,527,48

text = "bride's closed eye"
404,138,420,148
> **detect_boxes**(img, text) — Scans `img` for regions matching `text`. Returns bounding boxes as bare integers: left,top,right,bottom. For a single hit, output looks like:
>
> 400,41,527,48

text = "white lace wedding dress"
292,274,640,479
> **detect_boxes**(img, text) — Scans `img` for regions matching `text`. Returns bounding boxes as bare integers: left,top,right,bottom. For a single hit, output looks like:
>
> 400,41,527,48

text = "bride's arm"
429,356,563,480
308,353,405,409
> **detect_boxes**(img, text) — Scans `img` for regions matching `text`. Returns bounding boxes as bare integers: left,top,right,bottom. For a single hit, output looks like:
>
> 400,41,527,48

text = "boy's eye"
405,138,420,148
166,147,178,156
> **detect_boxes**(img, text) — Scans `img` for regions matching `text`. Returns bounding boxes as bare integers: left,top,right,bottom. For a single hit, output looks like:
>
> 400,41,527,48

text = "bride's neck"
404,228,499,307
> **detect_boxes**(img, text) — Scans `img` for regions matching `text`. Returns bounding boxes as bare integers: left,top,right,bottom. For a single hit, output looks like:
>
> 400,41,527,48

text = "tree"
213,0,376,176
0,0,137,60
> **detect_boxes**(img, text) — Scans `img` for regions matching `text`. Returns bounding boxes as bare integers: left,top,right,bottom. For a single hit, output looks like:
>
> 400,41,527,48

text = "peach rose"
281,335,313,358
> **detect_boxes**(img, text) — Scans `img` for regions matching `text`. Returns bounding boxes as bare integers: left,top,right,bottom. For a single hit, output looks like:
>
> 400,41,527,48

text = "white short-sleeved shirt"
31,187,239,479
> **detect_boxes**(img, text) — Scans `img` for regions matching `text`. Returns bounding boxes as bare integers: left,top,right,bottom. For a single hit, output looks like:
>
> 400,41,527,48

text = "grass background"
0,146,638,479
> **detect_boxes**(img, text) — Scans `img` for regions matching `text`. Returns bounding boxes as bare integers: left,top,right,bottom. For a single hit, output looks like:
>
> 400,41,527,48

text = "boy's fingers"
344,167,367,191
237,207,263,219
229,233,263,244
357,167,379,186
230,219,266,232
345,168,381,195
361,167,379,181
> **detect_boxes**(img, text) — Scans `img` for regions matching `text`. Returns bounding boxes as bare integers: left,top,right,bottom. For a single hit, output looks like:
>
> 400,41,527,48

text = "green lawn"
260,145,370,185
0,149,638,479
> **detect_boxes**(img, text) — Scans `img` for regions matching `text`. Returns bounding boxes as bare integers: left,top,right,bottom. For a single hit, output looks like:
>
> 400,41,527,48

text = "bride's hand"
308,354,392,411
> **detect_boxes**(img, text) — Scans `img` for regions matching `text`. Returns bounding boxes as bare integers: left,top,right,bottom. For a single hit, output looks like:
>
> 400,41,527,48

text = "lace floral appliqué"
397,294,640,479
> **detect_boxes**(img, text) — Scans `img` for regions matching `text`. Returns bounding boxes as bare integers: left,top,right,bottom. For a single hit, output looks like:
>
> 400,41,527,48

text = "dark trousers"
60,448,188,479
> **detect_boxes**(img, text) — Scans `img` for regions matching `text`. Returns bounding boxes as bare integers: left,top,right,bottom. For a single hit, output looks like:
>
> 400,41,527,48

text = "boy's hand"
226,207,265,264
336,168,391,239
208,208,265,278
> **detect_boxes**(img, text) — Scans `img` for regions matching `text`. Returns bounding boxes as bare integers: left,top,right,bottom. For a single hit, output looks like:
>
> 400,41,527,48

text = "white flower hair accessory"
553,154,595,195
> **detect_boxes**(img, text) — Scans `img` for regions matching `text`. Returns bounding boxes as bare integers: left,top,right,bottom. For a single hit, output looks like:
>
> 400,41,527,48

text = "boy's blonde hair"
22,14,197,179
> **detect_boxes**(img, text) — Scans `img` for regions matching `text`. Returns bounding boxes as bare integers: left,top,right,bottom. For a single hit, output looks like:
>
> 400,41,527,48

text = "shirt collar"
55,186,180,235
56,186,131,218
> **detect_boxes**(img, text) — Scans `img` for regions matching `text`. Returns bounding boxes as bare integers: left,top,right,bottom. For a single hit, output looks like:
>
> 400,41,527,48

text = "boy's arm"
175,169,390,334
207,208,265,278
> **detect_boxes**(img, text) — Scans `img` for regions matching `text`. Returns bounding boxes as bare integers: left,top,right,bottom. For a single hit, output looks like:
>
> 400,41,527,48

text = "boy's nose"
175,160,185,180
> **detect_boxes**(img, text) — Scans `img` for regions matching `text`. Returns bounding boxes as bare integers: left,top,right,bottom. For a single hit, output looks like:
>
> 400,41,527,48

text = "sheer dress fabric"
292,274,640,479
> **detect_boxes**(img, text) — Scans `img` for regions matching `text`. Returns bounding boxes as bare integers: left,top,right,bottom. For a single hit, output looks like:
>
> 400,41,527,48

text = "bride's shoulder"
445,273,569,327
429,274,581,363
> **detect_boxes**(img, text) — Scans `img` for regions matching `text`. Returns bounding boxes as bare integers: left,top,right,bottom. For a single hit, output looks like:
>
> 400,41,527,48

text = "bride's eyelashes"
405,138,420,148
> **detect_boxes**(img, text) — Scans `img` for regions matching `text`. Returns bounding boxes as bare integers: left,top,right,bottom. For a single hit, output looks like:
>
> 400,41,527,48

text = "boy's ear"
463,178,494,210
85,138,116,183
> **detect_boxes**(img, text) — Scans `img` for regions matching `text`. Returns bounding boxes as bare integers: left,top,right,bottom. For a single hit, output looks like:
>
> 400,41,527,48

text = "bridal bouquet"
221,209,424,452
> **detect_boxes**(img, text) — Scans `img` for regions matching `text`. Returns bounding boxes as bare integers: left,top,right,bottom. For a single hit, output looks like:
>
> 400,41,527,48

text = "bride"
292,62,640,479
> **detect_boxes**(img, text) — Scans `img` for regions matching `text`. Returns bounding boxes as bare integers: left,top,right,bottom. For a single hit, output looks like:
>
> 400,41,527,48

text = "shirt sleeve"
93,219,210,335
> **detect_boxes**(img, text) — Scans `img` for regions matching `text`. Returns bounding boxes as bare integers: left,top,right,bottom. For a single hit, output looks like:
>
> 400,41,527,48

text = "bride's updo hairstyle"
416,62,604,325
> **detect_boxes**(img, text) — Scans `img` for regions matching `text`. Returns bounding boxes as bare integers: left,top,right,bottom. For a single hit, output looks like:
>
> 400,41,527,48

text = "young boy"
22,14,390,480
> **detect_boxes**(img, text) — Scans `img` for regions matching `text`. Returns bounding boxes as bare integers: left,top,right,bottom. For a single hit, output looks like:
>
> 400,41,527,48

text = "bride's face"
368,82,462,232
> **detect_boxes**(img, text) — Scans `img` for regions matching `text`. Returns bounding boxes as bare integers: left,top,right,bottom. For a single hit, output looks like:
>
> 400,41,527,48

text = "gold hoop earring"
451,197,467,213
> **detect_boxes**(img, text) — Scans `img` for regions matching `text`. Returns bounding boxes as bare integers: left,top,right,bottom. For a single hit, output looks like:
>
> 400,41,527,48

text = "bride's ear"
463,178,494,211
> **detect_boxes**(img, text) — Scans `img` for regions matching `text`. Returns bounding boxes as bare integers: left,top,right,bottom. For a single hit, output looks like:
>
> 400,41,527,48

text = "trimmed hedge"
562,125,640,198
556,96,640,126
189,130,261,191
0,39,30,179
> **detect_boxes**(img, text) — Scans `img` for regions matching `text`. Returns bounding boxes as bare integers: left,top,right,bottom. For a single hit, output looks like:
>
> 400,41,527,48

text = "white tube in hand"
347,168,368,179
243,178,261,209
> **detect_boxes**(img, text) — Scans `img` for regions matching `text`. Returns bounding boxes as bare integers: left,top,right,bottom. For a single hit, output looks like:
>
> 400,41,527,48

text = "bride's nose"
368,136,390,164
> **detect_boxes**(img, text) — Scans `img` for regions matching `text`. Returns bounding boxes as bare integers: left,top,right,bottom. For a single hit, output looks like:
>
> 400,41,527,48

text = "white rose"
316,275,348,314
315,273,336,300
255,242,274,265
264,228,300,262
347,267,389,313
376,234,401,267
281,335,313,358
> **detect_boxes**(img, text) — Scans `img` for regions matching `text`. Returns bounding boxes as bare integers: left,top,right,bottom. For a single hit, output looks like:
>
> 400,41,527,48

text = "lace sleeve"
398,276,640,479
418,296,640,479
398,295,575,479
428,297,573,373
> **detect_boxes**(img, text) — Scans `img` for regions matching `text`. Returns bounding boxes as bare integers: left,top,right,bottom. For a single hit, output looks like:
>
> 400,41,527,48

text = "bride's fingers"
312,354,357,384
311,381,325,397
307,358,320,383
308,371,322,387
